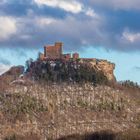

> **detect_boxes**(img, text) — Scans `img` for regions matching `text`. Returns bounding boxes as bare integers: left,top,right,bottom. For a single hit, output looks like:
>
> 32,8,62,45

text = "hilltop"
24,42,116,84
0,43,140,140
0,42,116,85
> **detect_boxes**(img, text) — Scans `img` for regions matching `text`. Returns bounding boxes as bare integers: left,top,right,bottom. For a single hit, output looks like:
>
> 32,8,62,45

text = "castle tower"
44,42,63,59
54,42,63,58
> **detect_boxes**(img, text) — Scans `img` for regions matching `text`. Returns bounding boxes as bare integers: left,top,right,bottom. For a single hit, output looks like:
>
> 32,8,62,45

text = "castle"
38,42,116,81
39,42,79,60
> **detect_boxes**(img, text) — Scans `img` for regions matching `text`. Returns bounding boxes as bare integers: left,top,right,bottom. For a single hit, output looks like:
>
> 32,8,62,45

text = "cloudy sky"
0,0,140,83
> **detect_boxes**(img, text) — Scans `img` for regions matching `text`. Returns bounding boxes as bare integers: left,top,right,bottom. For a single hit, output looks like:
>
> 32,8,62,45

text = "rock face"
1,65,24,77
80,59,116,81
93,60,115,81
0,66,24,90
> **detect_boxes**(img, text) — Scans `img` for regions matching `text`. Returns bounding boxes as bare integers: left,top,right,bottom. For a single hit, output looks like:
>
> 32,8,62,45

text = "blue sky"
0,0,140,83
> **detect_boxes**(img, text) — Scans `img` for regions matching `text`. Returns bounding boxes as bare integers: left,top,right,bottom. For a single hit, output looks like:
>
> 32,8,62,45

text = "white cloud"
36,17,57,27
0,17,17,40
34,0,100,19
122,30,140,43
34,0,83,14
85,8,99,18
0,64,11,75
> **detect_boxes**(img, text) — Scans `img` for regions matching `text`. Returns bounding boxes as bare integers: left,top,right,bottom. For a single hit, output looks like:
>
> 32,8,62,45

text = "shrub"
0,93,48,122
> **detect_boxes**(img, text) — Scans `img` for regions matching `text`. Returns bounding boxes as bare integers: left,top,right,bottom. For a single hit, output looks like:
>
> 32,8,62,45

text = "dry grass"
0,82,139,139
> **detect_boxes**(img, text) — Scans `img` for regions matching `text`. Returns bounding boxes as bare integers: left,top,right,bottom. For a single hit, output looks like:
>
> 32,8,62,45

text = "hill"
0,82,139,140
0,52,139,139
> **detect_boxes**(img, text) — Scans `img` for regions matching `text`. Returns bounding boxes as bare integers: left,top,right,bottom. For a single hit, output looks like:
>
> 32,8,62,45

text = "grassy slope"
0,82,139,139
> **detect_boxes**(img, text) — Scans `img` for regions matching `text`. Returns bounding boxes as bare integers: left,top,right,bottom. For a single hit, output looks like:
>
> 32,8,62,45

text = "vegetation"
120,80,140,89
0,82,139,139
57,129,140,140
26,59,108,85
4,129,140,140
4,133,40,140
0,59,139,140
0,92,48,122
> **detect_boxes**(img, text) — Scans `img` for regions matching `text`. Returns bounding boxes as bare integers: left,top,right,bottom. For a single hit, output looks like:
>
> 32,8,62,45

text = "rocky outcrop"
1,65,24,77
0,66,24,85
80,59,116,81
